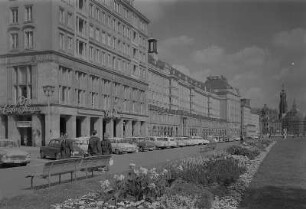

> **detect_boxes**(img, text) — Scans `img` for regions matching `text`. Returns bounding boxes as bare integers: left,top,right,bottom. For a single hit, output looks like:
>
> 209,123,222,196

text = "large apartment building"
147,53,228,138
0,0,149,146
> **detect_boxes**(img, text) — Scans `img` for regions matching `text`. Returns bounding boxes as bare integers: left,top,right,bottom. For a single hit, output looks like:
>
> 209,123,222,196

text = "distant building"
282,100,304,136
241,98,260,137
204,75,241,137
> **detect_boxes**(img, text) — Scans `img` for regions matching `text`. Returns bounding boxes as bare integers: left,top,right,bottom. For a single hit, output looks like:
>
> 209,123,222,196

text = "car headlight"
26,153,31,160
1,154,8,160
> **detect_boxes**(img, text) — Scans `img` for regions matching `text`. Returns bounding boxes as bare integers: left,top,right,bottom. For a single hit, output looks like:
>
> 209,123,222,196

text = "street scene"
0,0,306,208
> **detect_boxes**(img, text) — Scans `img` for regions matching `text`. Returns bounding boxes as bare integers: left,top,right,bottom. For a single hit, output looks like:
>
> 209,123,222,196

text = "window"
67,36,73,51
24,5,33,22
77,39,86,57
59,33,65,50
89,25,94,38
10,33,18,49
89,46,94,60
78,0,84,10
67,13,73,28
24,30,33,49
10,8,18,24
59,8,65,24
95,28,99,41
13,66,32,102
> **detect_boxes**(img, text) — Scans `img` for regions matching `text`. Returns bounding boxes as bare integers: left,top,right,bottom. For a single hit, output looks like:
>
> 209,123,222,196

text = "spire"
279,84,288,119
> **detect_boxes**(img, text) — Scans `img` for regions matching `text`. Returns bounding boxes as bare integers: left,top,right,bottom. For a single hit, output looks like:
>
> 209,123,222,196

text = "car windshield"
0,140,18,148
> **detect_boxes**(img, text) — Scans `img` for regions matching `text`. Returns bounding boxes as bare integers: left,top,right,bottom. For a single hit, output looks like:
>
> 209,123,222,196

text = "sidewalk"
238,138,306,209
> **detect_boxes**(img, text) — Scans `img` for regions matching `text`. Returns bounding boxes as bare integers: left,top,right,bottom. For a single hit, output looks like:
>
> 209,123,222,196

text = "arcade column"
116,119,123,138
66,115,76,139
32,114,43,147
106,118,114,138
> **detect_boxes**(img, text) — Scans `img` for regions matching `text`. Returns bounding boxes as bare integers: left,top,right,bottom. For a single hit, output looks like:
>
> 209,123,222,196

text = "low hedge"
226,145,260,160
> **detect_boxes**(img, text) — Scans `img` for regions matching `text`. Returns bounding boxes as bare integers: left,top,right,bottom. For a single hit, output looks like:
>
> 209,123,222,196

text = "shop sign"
0,96,40,115
16,121,32,128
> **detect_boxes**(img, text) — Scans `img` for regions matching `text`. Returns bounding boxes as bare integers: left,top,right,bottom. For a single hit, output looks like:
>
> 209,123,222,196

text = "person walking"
60,133,73,158
101,133,112,155
88,130,102,156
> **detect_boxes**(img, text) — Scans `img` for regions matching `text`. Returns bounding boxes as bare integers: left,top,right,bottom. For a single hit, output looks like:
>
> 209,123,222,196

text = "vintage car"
109,137,138,154
174,137,189,147
165,137,179,148
148,137,171,149
0,139,31,166
40,138,86,159
125,137,156,152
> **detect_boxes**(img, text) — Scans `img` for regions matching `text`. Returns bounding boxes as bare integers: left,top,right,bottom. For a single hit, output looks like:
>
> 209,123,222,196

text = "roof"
204,75,234,92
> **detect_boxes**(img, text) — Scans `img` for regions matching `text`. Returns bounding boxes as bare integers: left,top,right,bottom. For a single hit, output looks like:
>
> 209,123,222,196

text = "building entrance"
19,127,32,146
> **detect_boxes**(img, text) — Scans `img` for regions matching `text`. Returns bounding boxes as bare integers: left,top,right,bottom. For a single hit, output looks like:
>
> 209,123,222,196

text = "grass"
238,138,306,209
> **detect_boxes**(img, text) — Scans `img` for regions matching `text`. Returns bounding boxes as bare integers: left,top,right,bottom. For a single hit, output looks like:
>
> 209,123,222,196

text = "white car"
174,137,188,147
149,137,170,149
109,137,138,154
166,137,179,148
0,139,31,166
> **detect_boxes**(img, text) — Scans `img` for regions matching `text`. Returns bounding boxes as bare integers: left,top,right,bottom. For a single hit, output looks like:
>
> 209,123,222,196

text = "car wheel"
115,149,120,155
20,163,27,166
55,152,61,160
40,151,46,159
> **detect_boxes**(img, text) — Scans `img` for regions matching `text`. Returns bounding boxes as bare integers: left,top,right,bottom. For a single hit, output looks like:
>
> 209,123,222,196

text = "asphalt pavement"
0,142,237,200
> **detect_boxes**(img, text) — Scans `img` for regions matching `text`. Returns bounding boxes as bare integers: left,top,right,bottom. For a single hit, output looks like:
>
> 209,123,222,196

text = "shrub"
167,156,246,187
165,179,213,209
204,157,246,186
226,145,260,160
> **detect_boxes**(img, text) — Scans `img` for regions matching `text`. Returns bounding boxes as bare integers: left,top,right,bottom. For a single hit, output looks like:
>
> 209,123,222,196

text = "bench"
26,155,111,189
200,142,217,152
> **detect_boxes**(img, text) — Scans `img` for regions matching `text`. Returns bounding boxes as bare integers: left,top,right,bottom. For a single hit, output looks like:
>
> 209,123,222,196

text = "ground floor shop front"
0,105,147,146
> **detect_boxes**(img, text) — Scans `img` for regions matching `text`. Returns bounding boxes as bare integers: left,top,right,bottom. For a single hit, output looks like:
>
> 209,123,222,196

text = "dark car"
126,137,156,152
40,138,85,159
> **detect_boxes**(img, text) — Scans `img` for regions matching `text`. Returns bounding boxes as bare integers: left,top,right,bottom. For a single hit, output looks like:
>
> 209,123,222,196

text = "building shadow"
238,185,306,209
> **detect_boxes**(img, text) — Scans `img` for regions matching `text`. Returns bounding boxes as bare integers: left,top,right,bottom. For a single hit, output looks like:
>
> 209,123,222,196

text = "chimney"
148,38,158,63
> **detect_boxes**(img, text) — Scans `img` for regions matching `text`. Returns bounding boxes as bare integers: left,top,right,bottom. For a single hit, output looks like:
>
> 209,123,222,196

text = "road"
0,142,237,200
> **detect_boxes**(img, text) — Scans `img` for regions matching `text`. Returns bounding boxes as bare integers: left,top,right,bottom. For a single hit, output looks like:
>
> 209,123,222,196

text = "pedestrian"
88,130,102,156
101,133,112,155
60,133,73,158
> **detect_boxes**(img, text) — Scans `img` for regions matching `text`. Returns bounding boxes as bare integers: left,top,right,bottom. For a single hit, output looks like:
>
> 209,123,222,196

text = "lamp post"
43,85,55,140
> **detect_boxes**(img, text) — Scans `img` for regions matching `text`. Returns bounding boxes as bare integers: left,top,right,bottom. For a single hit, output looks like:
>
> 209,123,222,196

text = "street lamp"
43,85,55,140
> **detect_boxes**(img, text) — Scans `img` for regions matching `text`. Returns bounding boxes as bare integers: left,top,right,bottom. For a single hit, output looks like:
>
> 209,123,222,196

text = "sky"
135,0,306,112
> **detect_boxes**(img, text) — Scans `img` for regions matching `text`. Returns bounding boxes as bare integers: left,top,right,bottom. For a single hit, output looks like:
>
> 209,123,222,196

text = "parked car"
0,139,31,166
125,137,156,152
40,138,85,159
190,136,210,145
109,137,138,154
174,137,189,147
149,137,170,149
166,137,179,148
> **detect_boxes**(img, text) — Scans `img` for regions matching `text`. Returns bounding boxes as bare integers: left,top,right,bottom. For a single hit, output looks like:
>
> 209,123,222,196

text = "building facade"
147,53,228,138
0,0,149,146
204,76,241,138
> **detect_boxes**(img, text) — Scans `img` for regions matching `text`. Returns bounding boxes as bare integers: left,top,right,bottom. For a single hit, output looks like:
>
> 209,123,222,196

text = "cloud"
192,45,267,74
135,0,179,22
273,28,306,50
157,35,195,62
161,35,195,47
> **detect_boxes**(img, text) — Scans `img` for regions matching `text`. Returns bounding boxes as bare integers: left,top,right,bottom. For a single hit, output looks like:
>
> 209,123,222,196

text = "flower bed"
52,139,275,209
